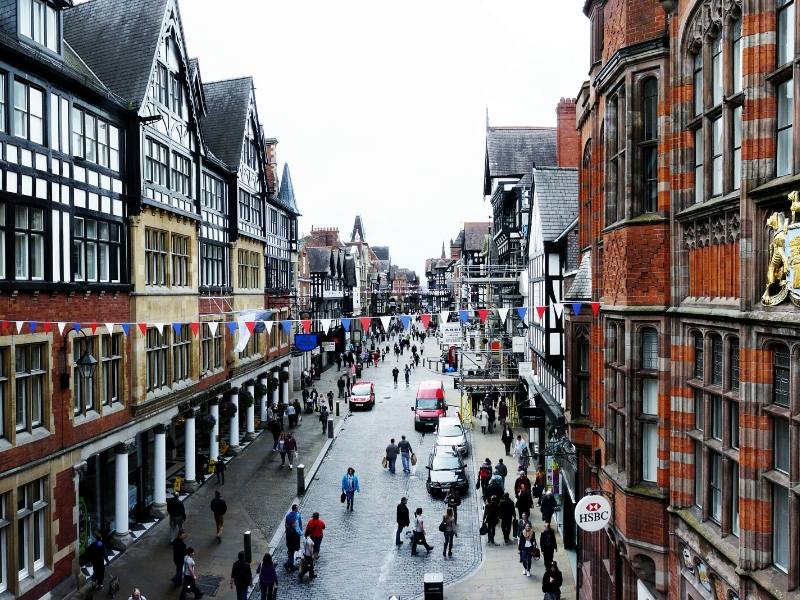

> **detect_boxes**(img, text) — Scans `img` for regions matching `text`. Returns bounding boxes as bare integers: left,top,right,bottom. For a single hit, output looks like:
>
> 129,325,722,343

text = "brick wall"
602,223,670,306
556,98,579,168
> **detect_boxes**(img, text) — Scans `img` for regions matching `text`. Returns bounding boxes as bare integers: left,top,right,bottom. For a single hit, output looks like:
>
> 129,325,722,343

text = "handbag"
340,492,346,503
479,522,488,536
438,520,447,533
411,453,417,466
382,456,388,469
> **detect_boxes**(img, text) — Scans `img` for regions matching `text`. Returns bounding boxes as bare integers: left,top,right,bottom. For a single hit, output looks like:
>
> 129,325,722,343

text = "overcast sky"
180,1,589,275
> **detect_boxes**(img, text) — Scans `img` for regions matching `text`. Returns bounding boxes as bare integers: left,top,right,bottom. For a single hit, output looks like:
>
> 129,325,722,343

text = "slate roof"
200,77,252,170
372,247,390,261
453,230,465,248
532,167,579,242
464,222,491,252
308,247,332,274
64,0,170,107
485,126,557,194
565,252,592,301
276,163,301,216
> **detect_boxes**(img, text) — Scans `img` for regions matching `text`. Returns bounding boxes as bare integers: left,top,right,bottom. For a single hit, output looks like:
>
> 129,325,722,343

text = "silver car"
435,417,468,456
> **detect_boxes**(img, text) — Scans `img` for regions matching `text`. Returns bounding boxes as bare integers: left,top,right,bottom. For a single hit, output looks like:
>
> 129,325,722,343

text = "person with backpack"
256,553,278,600
210,491,227,544
486,473,504,503
229,551,252,600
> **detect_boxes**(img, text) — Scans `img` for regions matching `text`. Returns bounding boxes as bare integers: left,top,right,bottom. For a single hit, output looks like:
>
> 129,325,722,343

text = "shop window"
0,492,7,592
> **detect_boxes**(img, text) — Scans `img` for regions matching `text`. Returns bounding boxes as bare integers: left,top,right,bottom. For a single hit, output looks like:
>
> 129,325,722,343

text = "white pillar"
152,425,167,516
184,411,196,487
269,377,278,409
229,391,240,451
281,366,289,406
112,443,133,548
245,382,256,441
259,376,269,423
209,398,220,462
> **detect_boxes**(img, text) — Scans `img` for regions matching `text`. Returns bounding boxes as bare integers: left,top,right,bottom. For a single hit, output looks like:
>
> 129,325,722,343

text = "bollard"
336,400,340,416
327,418,334,439
297,464,306,495
243,530,252,563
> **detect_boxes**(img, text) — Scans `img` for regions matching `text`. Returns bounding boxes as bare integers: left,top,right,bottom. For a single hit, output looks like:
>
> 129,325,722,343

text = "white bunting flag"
380,316,392,332
320,318,332,333
57,322,67,336
105,323,115,334
208,321,219,336
233,316,250,353
15,321,24,334
153,323,165,335
497,308,509,324
440,310,449,325
262,320,272,335
553,303,564,319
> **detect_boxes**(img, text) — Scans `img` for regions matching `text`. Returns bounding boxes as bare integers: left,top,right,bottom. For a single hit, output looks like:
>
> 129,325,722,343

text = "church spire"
441,242,446,259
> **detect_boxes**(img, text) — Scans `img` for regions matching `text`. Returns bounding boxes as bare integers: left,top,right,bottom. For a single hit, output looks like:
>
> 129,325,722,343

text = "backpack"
479,464,491,482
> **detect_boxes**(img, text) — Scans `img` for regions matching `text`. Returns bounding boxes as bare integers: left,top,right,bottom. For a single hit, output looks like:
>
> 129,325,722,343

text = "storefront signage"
322,342,336,352
323,290,344,299
295,334,318,352
440,323,462,346
574,494,612,532
518,361,532,377
512,336,526,353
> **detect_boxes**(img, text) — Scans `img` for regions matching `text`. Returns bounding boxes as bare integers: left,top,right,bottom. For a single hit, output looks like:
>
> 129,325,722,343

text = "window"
101,334,121,406
201,324,222,373
156,64,168,106
172,326,191,384
711,336,723,385
640,78,658,213
16,479,46,582
577,337,590,416
606,92,625,224
694,128,704,203
642,422,658,482
0,202,6,280
19,0,59,52
711,36,723,106
73,336,96,415
238,249,249,288
711,116,723,196
641,329,658,370
731,19,743,94
144,228,167,286
145,328,168,392
776,80,793,177
73,217,121,283
694,388,704,431
711,395,723,440
202,173,225,211
169,73,183,117
270,209,278,235
777,0,795,67
773,417,790,473
730,401,739,449
280,215,289,238
84,114,96,163
71,108,117,169
694,333,704,379
239,189,251,222
171,234,189,287
0,493,8,592
250,251,260,288
14,206,44,281
13,80,43,144
14,344,44,433
773,484,789,571
590,6,603,64
693,52,703,117
694,442,703,507
709,452,722,523
239,331,261,360
145,138,169,186
773,347,790,406
731,462,739,536
0,350,7,440
729,341,740,392
200,242,225,287
0,73,6,133
732,106,742,190
245,136,258,171
171,152,191,196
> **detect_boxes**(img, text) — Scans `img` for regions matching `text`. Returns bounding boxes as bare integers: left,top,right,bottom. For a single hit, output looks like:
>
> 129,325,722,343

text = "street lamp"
60,328,98,389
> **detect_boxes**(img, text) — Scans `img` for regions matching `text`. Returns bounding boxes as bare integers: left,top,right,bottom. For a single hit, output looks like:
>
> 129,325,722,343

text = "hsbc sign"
574,494,612,532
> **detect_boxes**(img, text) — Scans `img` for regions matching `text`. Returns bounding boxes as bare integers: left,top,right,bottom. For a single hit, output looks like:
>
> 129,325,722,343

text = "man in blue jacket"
283,504,303,571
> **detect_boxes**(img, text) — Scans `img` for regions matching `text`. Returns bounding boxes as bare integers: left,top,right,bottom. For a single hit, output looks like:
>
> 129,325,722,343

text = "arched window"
581,141,592,246
639,78,659,213
606,89,625,224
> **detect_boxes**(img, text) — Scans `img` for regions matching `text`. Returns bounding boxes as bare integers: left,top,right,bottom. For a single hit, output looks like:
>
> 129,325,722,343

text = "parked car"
435,417,468,456
349,381,375,410
425,447,468,496
412,380,447,430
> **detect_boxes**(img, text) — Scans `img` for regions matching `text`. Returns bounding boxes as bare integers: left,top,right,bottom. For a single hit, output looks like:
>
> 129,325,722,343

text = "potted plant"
255,382,268,401
238,389,254,409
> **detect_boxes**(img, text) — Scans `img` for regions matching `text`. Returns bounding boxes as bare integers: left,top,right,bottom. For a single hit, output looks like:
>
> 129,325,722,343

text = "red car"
349,381,375,410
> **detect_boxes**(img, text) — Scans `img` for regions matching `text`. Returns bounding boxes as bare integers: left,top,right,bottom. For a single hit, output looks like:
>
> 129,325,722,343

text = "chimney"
556,98,579,168
264,138,279,195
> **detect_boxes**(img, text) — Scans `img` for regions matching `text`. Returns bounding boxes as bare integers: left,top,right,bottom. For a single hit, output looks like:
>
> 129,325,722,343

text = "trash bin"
423,572,443,600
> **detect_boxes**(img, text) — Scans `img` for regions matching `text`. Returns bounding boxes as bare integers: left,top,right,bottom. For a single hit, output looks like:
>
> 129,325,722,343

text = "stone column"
72,461,88,584
258,376,269,423
112,441,134,549
151,425,168,517
209,396,221,462
183,411,197,491
269,375,278,409
229,390,240,453
245,382,256,441
281,365,289,405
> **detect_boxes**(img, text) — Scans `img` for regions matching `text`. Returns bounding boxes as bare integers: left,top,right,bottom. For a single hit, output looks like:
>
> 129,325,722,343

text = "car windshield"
438,424,463,437
416,399,439,410
432,455,461,470
351,384,371,395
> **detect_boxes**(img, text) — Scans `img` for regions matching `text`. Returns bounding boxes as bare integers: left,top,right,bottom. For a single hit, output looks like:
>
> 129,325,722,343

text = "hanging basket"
197,413,216,435
268,378,279,393
279,371,289,383
239,389,254,409
255,382,268,401
219,401,238,420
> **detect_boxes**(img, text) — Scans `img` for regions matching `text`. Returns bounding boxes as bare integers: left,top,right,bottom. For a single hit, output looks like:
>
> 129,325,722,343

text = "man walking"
229,551,252,600
215,457,227,485
398,435,413,474
178,547,202,599
171,530,188,587
385,438,399,474
542,560,564,600
392,366,399,388
337,376,345,398
396,497,410,545
540,521,558,568
283,504,303,572
298,535,317,581
167,492,186,543
210,491,227,544
285,433,297,470
499,492,516,543
411,508,434,555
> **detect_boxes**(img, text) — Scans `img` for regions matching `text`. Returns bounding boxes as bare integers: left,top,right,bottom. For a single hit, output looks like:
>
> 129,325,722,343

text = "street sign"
512,336,526,353
440,322,462,346
574,494,612,532
322,342,336,351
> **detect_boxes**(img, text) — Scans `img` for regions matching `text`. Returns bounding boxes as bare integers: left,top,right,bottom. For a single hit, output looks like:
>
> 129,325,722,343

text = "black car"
425,449,468,496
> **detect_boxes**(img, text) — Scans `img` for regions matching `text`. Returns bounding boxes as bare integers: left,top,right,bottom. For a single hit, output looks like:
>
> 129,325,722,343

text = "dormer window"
154,35,186,117
19,0,60,53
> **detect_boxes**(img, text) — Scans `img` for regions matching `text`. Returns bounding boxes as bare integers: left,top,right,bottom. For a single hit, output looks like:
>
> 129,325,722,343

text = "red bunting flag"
89,323,98,334
536,306,547,320
1,321,9,334
43,322,51,333
420,314,431,328
138,323,148,335
301,319,312,333
245,321,256,333
477,309,489,323
359,317,372,332
590,302,601,317
189,322,200,337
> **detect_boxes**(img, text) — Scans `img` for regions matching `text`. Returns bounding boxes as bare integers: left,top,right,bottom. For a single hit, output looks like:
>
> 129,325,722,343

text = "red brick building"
566,0,800,598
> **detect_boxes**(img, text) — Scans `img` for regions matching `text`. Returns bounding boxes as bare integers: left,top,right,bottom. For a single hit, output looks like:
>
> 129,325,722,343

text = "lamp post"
61,328,98,389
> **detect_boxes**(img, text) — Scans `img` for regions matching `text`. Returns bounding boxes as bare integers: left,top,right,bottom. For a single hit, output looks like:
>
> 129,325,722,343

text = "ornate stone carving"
115,439,136,454
686,0,742,50
727,212,740,242
683,223,696,249
711,215,725,245
697,219,710,247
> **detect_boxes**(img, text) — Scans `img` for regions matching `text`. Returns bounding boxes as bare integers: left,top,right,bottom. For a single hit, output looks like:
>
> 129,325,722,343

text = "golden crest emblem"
763,191,800,306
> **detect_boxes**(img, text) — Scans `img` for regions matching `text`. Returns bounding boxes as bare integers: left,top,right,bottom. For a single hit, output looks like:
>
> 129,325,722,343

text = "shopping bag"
340,492,346,503
411,453,417,466
382,456,388,469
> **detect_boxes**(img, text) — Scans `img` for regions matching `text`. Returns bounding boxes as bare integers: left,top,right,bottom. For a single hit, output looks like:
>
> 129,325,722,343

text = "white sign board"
440,323,462,346
512,336,526,353
574,494,612,532
322,342,336,352
518,361,532,377
322,290,344,299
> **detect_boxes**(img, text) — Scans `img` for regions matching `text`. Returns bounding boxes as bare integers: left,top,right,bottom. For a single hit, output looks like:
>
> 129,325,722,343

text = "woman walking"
256,553,277,600
341,467,360,511
440,508,457,558
518,522,537,577
277,433,287,467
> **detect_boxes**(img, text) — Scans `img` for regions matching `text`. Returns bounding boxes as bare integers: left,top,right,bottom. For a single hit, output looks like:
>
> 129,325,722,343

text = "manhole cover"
195,575,224,596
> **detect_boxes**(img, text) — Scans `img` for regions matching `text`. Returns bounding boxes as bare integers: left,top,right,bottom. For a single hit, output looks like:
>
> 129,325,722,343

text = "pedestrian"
513,435,530,473
478,407,488,434
396,497,410,545
196,453,206,484
167,492,186,542
298,534,317,581
305,512,326,558
486,473,504,502
346,373,352,396
440,508,457,558
542,560,564,600
336,353,342,370
486,404,496,433
515,471,531,499
540,521,558,568
293,398,303,424
533,467,546,499
482,496,500,545
310,387,319,410
337,376,345,398
495,458,508,488
516,487,534,522
283,504,303,572
398,435,413,473
215,457,226,485
277,432,287,467
499,492,516,543
445,487,461,525
230,551,252,600
326,390,334,412
178,547,202,599
319,403,329,433
128,588,147,600
404,364,410,386
519,522,536,577
498,398,509,427
286,400,296,428
411,508,434,555
341,467,360,511
501,424,514,456
256,553,278,600
285,433,298,470
541,489,557,525
210,490,227,544
385,438,399,474
171,530,188,587
477,458,492,500
392,366,399,387
517,512,531,540
88,531,110,590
